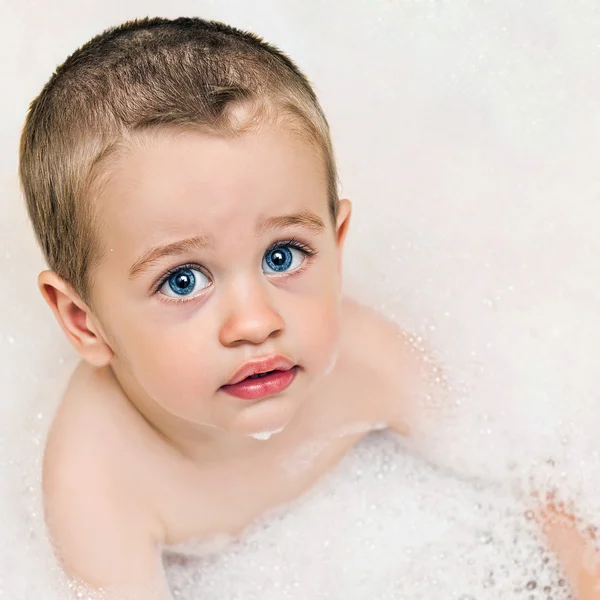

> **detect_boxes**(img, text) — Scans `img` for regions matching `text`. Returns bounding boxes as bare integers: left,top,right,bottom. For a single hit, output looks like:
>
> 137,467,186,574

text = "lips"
223,355,295,386
220,355,298,401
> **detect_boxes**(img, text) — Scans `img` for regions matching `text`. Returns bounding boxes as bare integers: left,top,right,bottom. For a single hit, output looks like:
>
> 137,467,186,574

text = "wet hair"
18,16,339,305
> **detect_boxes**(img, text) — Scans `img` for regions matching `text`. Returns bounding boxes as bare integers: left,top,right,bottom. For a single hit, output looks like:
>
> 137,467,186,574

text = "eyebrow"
128,209,326,280
257,209,326,236
129,234,212,280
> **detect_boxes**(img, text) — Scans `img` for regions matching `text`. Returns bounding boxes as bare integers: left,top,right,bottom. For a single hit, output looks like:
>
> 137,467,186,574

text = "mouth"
246,371,275,379
221,356,299,401
223,355,296,386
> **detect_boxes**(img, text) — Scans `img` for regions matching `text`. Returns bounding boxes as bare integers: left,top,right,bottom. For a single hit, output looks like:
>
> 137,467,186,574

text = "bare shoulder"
43,362,168,598
340,296,413,348
44,361,157,499
339,297,449,436
340,296,429,382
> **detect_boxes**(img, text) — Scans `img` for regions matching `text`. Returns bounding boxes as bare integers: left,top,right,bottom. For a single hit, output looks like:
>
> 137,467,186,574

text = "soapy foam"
249,427,286,441
2,1,600,598
164,432,572,600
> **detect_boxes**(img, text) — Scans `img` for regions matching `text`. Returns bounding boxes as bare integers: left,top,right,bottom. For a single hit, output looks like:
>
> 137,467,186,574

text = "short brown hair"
19,16,339,305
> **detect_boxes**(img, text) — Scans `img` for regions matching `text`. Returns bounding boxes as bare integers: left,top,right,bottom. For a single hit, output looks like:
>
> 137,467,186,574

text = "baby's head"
19,17,351,441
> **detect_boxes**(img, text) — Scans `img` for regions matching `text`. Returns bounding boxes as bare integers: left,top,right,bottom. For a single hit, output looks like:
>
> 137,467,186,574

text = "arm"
387,331,600,599
43,451,173,600
366,308,600,597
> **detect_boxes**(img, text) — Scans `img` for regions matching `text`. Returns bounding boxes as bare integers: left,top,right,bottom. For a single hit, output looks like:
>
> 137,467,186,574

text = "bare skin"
44,300,600,600
43,298,418,599
38,123,599,599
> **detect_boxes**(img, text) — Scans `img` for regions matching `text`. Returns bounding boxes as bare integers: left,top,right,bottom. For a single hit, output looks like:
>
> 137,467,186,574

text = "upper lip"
223,355,295,386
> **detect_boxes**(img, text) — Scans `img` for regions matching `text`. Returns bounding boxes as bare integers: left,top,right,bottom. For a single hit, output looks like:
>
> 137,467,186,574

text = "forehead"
95,125,329,251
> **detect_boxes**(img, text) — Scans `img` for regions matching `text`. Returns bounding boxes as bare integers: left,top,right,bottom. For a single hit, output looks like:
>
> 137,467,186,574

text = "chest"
159,425,371,548
162,433,567,600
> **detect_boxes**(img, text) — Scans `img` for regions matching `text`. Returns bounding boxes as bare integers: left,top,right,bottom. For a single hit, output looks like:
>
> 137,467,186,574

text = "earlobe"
38,270,113,367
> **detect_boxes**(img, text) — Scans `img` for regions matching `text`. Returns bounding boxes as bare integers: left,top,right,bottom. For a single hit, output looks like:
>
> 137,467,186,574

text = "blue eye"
262,244,306,274
159,267,210,298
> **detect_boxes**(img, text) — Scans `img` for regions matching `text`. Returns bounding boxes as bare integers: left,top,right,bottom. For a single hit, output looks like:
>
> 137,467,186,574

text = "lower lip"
220,367,298,401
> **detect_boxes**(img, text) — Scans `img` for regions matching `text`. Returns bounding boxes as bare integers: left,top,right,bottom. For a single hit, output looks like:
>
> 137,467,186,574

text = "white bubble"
249,427,285,441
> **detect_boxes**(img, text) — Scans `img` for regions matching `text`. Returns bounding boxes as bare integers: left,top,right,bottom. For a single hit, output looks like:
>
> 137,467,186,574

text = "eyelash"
266,238,317,261
151,238,319,297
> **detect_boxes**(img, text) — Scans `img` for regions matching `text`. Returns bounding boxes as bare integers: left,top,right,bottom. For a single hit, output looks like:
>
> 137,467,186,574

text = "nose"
219,278,285,347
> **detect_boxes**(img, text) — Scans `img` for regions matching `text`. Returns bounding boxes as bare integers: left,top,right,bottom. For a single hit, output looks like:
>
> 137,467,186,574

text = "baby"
18,16,599,600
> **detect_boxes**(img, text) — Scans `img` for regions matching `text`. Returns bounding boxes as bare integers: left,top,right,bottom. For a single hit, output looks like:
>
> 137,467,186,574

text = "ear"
38,270,113,367
335,198,352,250
334,199,352,280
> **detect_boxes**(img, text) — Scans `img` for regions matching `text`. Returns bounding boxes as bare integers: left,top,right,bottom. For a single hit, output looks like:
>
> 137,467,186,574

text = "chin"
235,393,299,438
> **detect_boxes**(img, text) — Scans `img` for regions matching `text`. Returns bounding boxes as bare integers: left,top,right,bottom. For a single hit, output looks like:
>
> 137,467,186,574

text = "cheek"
294,290,342,375
108,317,216,407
